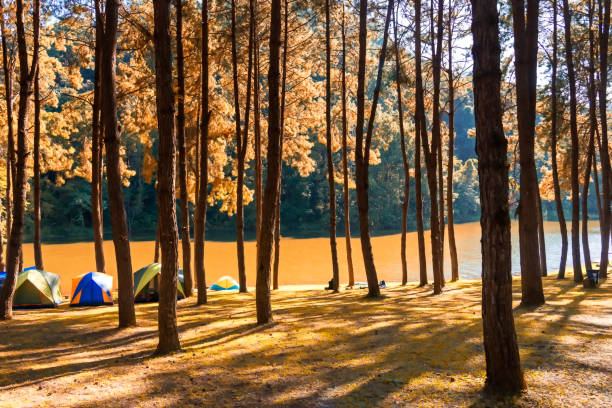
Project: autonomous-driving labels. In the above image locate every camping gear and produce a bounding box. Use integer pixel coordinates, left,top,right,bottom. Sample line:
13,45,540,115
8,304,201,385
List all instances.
0,271,5,289
133,263,185,302
13,269,63,308
70,272,114,306
586,269,599,286
210,276,239,291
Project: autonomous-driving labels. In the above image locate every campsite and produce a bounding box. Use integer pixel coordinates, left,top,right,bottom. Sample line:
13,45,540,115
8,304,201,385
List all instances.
1,0,612,406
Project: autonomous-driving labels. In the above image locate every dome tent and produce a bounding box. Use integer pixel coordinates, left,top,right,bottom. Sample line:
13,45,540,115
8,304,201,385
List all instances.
71,272,114,306
210,276,239,291
13,269,63,308
133,263,185,302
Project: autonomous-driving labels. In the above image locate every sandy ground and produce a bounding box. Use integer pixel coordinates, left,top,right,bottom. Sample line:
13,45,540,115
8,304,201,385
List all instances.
0,274,610,407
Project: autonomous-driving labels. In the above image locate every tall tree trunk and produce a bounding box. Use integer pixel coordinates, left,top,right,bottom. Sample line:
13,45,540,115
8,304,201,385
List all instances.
446,3,458,281
273,0,289,291
176,0,192,297
340,1,355,287
471,0,525,392
92,0,106,274
536,189,547,276
511,0,546,304
354,0,393,297
1,1,14,272
255,0,283,325
253,0,262,261
102,0,136,327
236,0,254,293
414,0,428,287
153,0,181,354
325,0,340,292
195,0,209,305
33,61,43,270
551,0,567,279
561,0,583,283
597,0,611,279
393,9,409,286
0,0,39,320
421,0,444,294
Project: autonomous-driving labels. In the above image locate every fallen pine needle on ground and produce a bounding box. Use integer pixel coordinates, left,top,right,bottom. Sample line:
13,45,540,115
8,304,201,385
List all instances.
0,274,610,407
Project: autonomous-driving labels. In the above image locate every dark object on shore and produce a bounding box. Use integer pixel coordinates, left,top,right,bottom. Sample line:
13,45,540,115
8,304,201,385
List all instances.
586,269,599,285
583,277,597,289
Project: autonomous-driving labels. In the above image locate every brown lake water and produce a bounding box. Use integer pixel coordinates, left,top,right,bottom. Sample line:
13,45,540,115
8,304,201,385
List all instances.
20,220,607,295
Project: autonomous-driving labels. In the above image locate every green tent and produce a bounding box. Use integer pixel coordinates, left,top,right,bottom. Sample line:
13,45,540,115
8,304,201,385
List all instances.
14,269,63,308
134,263,185,302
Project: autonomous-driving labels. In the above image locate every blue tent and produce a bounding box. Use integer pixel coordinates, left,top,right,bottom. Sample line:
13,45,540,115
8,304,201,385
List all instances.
0,271,5,289
71,272,114,306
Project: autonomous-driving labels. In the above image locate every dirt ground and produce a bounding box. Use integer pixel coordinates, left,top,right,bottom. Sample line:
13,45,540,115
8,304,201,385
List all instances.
0,274,610,407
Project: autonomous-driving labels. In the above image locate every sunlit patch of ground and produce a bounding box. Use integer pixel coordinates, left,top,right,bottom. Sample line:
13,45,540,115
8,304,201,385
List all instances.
0,274,610,407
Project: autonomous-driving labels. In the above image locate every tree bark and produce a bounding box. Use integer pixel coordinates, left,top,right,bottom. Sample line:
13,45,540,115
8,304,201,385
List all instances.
340,1,355,287
421,0,444,294
255,0,283,325
33,60,43,270
393,10,409,286
561,0,583,283
91,0,106,274
273,0,289,291
0,1,14,272
195,0,209,305
176,0,192,297
325,0,340,293
153,0,181,354
414,0,428,287
0,0,39,320
551,0,567,279
102,0,136,327
536,189,547,276
233,0,253,293
597,0,611,279
253,0,262,261
511,0,546,303
447,2,458,282
471,0,526,392
354,0,393,297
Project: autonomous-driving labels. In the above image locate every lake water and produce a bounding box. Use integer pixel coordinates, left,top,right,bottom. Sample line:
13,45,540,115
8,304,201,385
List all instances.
20,220,608,294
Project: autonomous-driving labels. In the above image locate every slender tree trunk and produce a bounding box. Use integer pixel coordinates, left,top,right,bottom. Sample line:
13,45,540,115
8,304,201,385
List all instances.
102,0,136,327
175,0,192,297
422,0,444,295
325,0,340,292
536,189,547,276
561,0,583,283
236,0,253,293
153,0,181,354
446,4,458,281
471,0,525,392
92,0,106,274
340,1,354,287
597,0,611,279
253,0,262,260
551,0,567,279
255,0,283,325
273,0,289,291
593,141,602,224
195,0,209,305
511,0,546,303
393,10,409,286
1,2,14,271
0,0,39,320
414,0,428,287
33,61,43,270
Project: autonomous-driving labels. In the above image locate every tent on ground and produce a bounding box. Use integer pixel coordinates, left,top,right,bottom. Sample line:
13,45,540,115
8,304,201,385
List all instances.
210,276,239,291
134,263,185,302
13,269,63,308
71,272,114,306
0,272,5,289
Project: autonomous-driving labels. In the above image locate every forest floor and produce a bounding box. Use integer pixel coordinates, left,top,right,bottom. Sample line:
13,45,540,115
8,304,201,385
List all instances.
0,274,610,407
